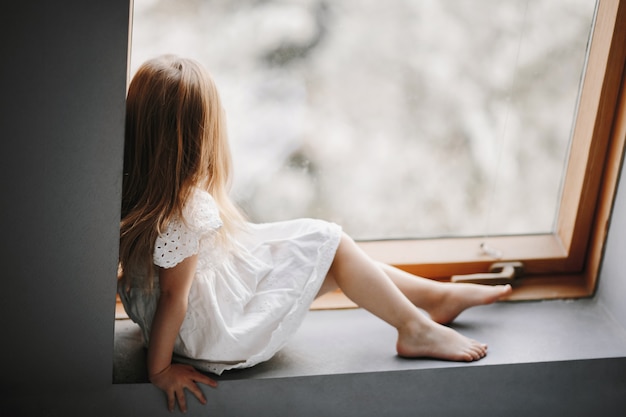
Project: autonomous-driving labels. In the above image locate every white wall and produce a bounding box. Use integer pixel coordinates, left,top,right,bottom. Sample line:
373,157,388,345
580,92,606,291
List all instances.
596,147,626,326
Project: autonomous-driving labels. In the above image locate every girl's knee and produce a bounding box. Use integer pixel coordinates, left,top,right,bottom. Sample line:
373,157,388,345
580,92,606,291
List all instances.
331,233,365,273
337,232,357,253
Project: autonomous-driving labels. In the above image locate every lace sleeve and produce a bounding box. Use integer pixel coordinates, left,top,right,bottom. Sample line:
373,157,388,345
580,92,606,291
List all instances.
153,189,223,268
153,218,199,268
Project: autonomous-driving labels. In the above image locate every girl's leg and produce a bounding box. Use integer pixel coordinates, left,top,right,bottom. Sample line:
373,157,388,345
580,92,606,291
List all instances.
324,233,488,362
377,263,512,324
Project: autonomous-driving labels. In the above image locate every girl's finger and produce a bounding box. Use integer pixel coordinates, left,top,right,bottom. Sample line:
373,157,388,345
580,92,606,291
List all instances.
186,367,216,386
194,373,218,388
167,391,176,413
175,389,187,413
187,382,207,405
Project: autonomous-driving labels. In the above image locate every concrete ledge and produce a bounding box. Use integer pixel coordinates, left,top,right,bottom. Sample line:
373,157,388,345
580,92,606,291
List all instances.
115,297,626,383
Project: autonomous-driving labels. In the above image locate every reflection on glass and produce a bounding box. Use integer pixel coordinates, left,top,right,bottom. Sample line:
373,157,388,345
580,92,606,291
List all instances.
131,0,597,240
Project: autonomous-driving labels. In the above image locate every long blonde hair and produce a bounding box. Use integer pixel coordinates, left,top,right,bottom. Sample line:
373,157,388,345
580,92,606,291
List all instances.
119,55,245,287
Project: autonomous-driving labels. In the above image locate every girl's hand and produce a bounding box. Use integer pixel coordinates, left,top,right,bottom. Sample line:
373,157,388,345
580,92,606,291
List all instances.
150,363,218,413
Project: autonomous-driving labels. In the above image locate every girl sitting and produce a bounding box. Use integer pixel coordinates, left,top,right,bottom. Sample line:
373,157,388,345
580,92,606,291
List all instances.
118,55,512,413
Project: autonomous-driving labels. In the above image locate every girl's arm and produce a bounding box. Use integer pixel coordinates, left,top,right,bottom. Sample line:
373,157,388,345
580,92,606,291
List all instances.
148,254,218,412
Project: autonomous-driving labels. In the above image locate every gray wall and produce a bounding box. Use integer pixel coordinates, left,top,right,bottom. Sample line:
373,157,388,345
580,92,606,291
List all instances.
1,1,625,416
1,0,128,387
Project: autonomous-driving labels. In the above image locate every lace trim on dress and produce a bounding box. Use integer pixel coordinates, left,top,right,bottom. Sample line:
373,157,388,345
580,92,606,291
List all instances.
153,218,199,268
153,189,223,269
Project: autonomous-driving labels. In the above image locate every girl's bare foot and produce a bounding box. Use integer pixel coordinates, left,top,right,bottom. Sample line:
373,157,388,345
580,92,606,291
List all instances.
426,283,512,325
396,319,487,362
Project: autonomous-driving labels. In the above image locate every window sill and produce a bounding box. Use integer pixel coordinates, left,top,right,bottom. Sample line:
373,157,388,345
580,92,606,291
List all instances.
114,296,626,384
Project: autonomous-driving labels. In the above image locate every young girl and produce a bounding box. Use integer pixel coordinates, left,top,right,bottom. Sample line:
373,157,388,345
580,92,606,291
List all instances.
118,55,512,413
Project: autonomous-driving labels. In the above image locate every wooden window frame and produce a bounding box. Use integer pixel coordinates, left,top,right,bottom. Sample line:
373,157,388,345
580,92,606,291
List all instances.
120,0,626,312
355,0,626,301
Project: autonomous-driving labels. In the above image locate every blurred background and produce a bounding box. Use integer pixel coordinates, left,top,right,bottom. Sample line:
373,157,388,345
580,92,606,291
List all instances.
129,0,596,240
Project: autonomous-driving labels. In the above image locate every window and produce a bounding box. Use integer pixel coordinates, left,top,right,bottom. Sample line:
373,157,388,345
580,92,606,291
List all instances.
128,0,626,300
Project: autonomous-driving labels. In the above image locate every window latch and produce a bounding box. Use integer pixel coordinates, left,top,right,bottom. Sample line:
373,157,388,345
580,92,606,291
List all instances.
451,261,523,285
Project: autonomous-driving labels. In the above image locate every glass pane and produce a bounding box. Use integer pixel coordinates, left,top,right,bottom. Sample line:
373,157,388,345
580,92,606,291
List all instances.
130,0,597,240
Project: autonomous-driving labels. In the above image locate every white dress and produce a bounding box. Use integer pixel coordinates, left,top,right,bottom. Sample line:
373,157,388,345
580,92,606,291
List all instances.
119,188,342,375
